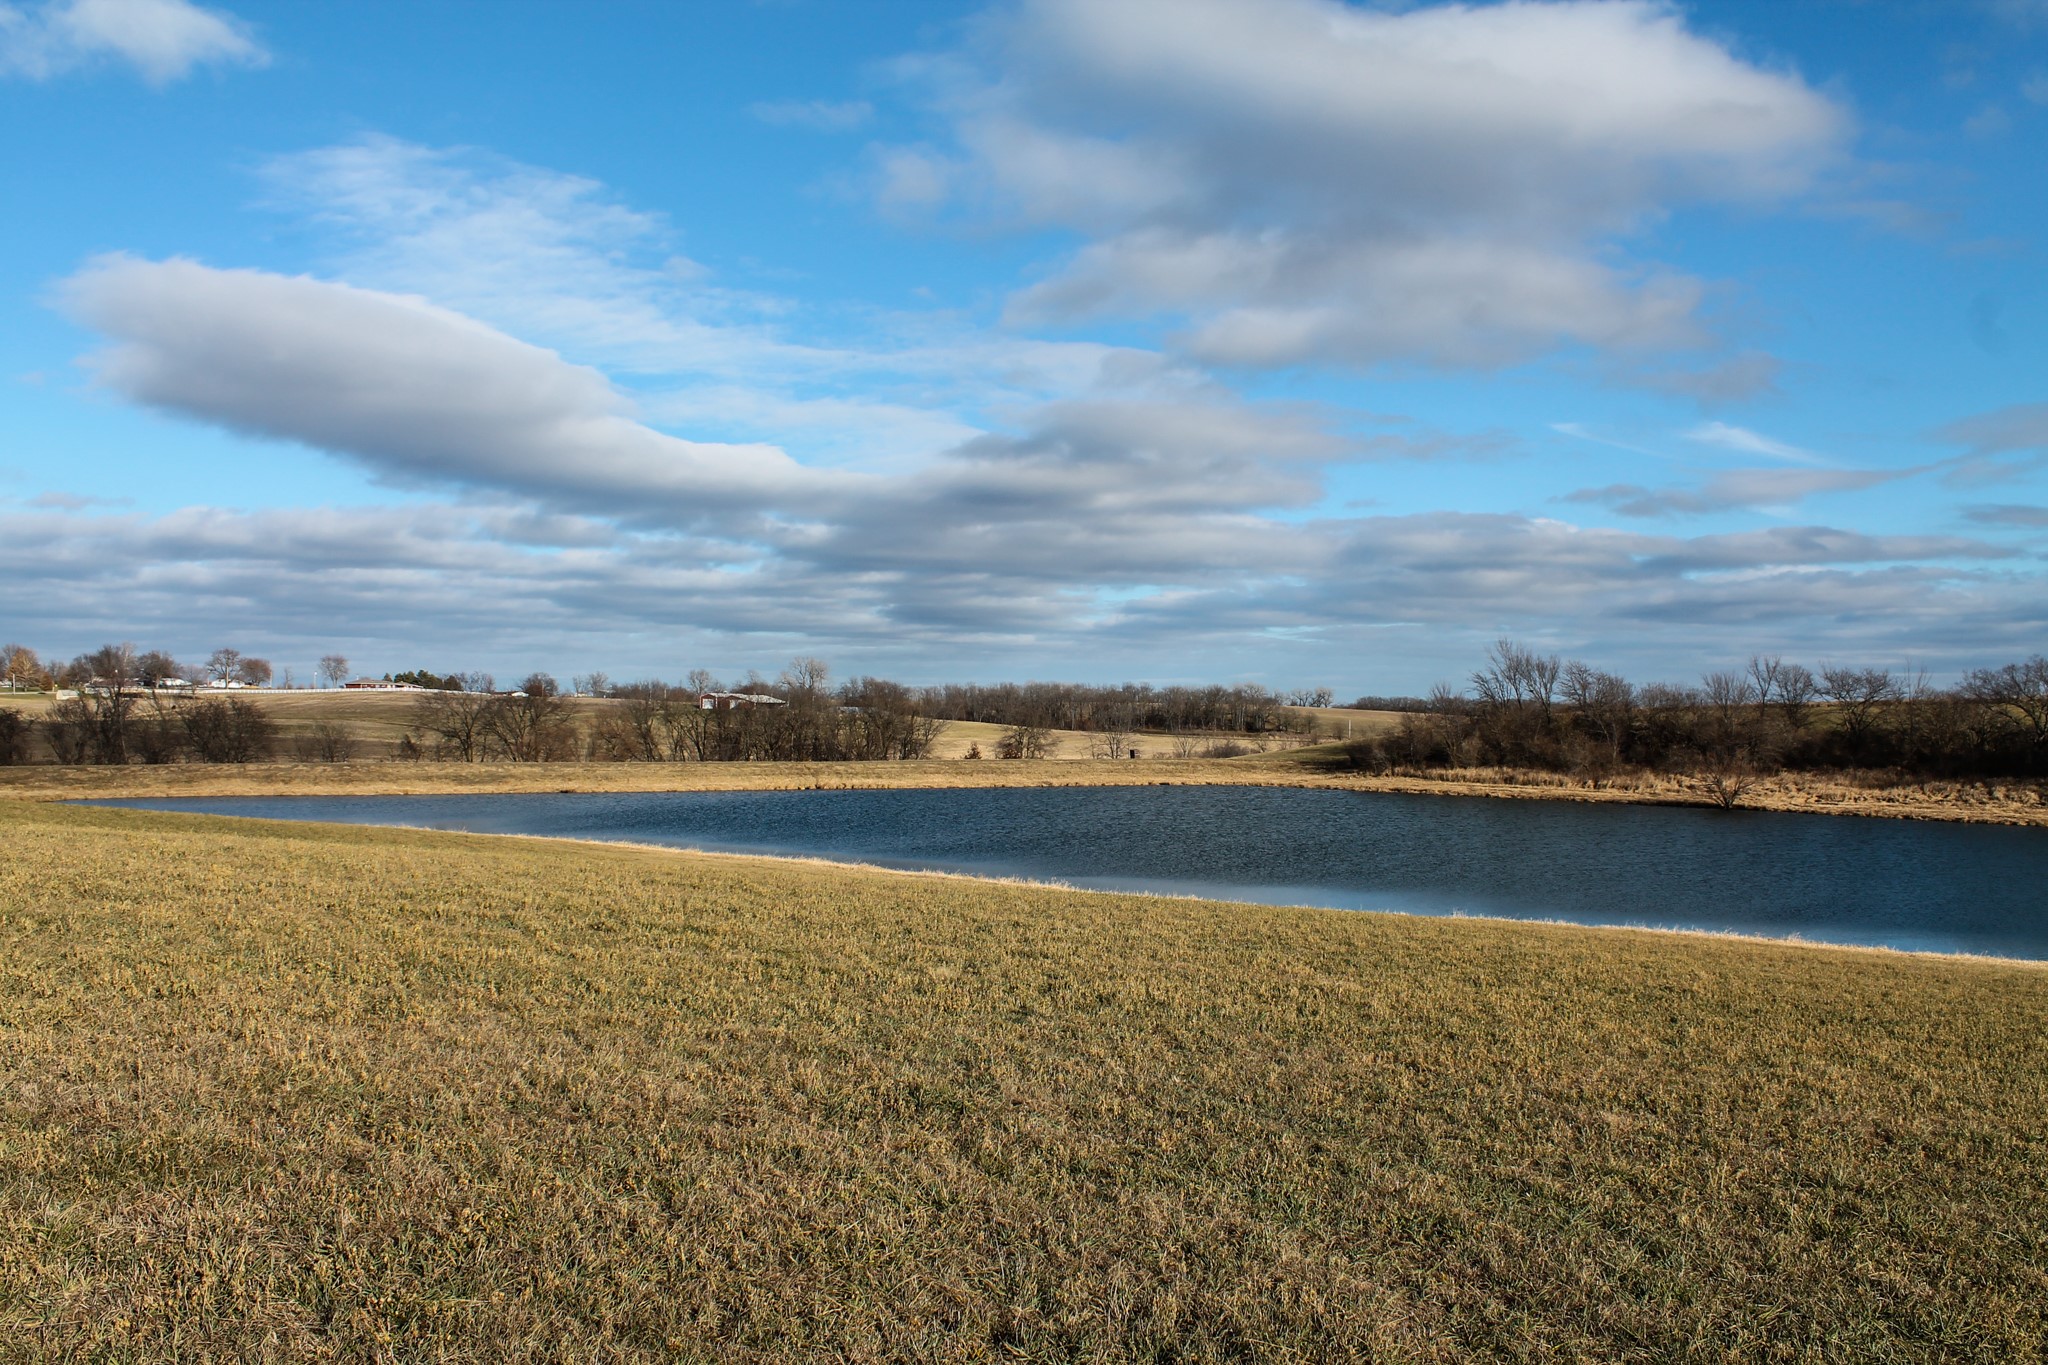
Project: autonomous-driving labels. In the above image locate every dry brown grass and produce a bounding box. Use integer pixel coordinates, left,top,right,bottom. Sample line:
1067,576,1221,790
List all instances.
2,799,2045,1361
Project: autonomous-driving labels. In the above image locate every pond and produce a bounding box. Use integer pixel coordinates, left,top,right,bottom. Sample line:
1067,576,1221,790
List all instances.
91,786,2048,959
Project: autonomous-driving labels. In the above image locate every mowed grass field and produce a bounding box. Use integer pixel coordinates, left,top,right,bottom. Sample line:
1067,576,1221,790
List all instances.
2,800,2044,1361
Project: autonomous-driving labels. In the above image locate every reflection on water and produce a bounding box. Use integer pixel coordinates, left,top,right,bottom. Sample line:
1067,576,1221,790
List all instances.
92,786,2048,958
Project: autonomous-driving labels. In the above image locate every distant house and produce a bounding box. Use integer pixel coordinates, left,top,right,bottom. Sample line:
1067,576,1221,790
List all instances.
343,678,420,690
697,691,788,711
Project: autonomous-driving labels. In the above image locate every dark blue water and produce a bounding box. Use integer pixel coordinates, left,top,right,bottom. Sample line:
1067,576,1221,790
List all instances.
90,787,2048,958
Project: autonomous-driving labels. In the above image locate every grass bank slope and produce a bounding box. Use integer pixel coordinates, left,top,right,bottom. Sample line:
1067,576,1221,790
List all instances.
3,802,2044,1360
5,748,2044,827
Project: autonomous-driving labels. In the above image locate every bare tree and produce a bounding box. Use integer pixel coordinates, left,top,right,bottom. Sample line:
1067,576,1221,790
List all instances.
319,654,350,688
413,674,498,762
1561,660,1634,766
1769,661,1818,730
1699,671,1757,739
1819,665,1898,749
998,723,1052,759
130,695,187,764
1700,753,1764,810
1961,657,2048,757
590,681,675,761
781,656,829,695
294,720,356,763
235,657,273,688
1089,727,1135,760
0,708,33,764
182,698,275,763
904,714,946,760
48,644,142,764
207,647,243,685
1473,639,1561,716
485,673,577,762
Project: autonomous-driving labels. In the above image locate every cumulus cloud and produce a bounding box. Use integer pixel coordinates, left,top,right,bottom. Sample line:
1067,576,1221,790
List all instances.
49,253,1362,605
59,255,831,520
259,134,1161,461
40,246,2040,680
1,0,263,83
886,0,1846,369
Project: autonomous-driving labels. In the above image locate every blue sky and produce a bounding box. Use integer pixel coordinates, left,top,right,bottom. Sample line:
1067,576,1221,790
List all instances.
2,0,2044,692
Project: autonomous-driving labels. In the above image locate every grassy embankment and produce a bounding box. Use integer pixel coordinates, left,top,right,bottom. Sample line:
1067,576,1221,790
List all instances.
3,749,2043,826
2,799,2045,1359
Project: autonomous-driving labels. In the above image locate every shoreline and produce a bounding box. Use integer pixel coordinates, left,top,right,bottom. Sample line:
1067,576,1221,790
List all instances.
33,799,2048,968
7,756,2045,826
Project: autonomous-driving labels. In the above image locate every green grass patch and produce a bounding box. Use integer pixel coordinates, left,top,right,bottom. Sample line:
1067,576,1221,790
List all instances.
1,799,2043,1360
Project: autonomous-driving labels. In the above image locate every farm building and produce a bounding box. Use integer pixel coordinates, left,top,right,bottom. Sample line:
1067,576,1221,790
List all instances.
697,691,788,711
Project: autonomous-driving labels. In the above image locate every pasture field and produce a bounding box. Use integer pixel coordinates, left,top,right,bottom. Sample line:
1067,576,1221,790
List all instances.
1,799,2043,1360
0,690,1296,764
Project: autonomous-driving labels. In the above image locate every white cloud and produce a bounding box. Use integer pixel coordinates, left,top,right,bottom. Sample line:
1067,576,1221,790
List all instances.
883,0,1846,369
54,251,2020,669
1683,421,1830,467
749,98,873,131
1,0,264,84
260,134,1155,451
1964,103,2011,137
1010,230,1706,369
59,255,832,520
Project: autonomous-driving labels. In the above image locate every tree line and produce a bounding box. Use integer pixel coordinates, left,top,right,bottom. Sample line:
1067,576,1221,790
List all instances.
18,633,2040,783
1340,640,2048,788
0,641,359,692
912,680,1318,736
401,665,946,764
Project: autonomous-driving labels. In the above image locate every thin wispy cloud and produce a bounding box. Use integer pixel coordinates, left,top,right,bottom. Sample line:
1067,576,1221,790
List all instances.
749,98,873,131
1683,422,1833,468
0,0,264,84
1562,467,1913,519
